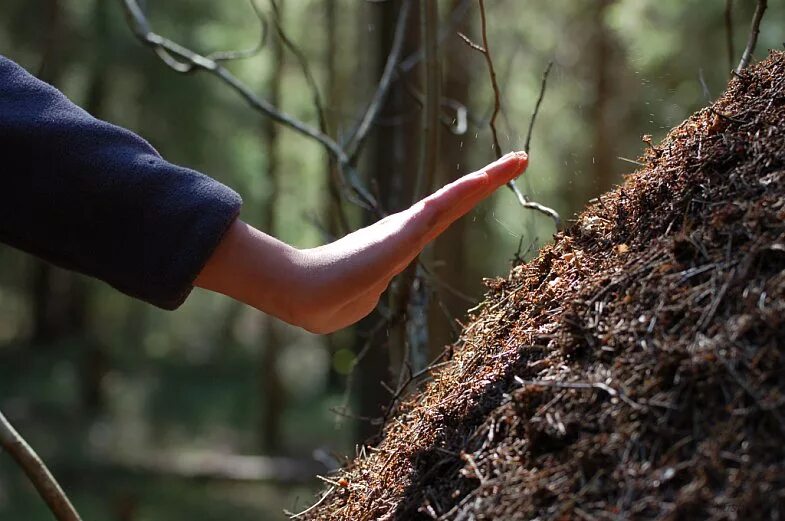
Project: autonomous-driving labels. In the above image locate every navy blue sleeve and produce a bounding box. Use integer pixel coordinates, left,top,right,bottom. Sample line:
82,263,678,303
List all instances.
0,56,243,309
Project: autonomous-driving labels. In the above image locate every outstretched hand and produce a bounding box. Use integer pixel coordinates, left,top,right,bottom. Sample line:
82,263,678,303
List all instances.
195,151,528,333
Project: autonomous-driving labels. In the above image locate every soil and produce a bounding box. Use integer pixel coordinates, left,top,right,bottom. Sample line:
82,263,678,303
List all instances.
304,51,785,520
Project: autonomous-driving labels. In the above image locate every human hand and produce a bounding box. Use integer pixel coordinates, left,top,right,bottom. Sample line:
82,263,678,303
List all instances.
195,151,527,333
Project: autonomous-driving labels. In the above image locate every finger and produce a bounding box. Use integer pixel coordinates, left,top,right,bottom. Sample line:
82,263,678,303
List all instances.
420,151,527,218
368,152,528,279
412,151,528,244
324,152,529,295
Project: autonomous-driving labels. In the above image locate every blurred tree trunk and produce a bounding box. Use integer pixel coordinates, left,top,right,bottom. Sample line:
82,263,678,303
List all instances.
428,0,473,358
355,0,421,442
78,0,112,416
258,6,285,454
380,1,421,386
324,0,348,393
589,0,616,199
29,0,91,347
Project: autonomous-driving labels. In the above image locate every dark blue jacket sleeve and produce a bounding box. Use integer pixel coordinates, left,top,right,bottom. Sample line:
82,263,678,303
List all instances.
0,56,243,309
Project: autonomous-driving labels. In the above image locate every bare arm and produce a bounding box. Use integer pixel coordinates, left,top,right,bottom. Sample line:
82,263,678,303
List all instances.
195,152,528,333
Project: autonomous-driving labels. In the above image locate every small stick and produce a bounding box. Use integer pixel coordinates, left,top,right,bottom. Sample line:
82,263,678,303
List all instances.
268,0,327,133
470,0,561,227
514,376,646,411
524,61,553,153
736,0,767,74
0,411,83,521
284,486,336,519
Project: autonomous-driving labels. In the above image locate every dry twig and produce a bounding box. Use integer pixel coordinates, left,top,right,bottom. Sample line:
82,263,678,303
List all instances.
268,0,327,133
0,411,82,521
469,0,561,227
342,0,413,164
524,61,553,153
119,0,381,214
736,0,768,74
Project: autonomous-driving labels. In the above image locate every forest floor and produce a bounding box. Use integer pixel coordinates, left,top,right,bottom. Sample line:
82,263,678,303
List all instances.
304,51,785,520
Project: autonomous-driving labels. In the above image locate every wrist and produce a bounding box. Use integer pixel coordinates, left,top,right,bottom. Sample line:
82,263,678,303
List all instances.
195,219,308,325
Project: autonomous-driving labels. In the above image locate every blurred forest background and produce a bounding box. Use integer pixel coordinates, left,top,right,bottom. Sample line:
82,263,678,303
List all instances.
0,0,782,519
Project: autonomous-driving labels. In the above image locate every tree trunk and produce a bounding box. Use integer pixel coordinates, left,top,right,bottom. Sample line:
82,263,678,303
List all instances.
258,5,285,454
428,0,473,357
589,0,616,199
78,0,113,418
323,0,349,393
30,0,91,348
355,0,421,442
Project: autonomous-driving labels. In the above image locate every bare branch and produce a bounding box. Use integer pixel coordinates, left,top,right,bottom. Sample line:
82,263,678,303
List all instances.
456,31,485,53
524,61,553,153
514,376,646,411
119,0,382,214
0,411,83,521
335,318,390,429
346,0,472,149
208,0,269,63
472,0,561,227
382,349,452,423
343,0,413,164
268,0,327,133
509,188,561,226
399,78,471,134
120,0,344,159
285,486,336,519
477,0,503,160
736,0,767,74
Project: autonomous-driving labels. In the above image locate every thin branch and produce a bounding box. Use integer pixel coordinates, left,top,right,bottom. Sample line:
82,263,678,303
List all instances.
524,61,553,153
284,486,336,519
343,0,413,164
208,0,269,63
725,0,735,73
514,376,646,411
736,0,767,74
335,318,389,428
0,411,83,521
383,350,452,423
346,0,472,145
400,77,472,134
509,190,561,226
471,0,561,227
268,0,327,133
456,31,484,53
119,0,381,214
477,0,503,160
120,0,344,160
267,0,351,228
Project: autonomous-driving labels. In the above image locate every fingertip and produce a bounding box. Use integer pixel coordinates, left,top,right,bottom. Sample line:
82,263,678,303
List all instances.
510,151,528,181
484,151,527,183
